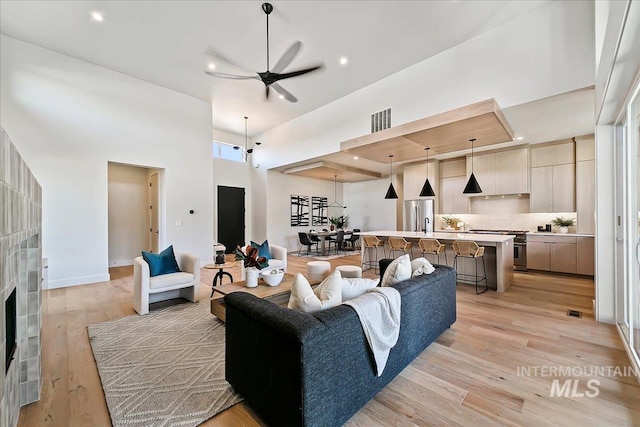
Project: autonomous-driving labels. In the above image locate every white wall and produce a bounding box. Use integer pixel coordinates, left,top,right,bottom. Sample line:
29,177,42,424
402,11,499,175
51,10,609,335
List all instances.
344,178,397,231
0,36,214,288
107,162,150,266
266,170,343,251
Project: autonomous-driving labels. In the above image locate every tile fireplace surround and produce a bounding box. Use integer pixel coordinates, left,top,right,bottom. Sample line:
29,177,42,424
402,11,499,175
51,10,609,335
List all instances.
0,127,42,427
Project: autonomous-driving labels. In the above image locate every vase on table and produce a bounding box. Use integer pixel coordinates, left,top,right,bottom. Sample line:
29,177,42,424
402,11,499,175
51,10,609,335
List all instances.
245,267,259,288
559,226,569,234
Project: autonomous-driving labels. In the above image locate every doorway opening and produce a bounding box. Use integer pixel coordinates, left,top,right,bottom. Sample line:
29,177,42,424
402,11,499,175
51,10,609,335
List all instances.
108,162,163,266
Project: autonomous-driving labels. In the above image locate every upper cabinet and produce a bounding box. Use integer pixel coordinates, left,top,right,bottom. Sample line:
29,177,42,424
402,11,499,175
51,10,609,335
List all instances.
465,146,529,196
575,135,595,234
402,161,438,202
530,140,575,213
439,158,468,214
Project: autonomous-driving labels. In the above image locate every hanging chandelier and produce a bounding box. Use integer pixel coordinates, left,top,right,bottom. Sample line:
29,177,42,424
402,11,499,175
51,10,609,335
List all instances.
328,174,346,209
233,116,261,161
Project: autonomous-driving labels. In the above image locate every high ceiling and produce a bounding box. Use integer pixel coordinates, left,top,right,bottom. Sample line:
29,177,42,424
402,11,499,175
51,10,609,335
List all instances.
0,0,549,137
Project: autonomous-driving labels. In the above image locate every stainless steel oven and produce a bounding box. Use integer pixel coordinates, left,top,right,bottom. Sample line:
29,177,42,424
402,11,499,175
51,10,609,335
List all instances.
469,229,528,271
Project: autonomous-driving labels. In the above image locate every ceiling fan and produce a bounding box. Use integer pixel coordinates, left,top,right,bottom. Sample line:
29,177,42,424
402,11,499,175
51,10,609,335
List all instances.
205,2,323,103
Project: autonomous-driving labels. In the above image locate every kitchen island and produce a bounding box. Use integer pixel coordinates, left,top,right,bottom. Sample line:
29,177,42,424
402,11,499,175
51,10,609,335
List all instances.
360,230,515,292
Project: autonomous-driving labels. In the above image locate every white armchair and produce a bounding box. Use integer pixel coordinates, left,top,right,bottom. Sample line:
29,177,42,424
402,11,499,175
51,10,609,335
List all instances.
133,252,200,315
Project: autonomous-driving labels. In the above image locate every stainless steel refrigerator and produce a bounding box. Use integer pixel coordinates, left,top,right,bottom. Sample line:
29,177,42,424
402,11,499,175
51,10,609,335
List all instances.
404,199,434,232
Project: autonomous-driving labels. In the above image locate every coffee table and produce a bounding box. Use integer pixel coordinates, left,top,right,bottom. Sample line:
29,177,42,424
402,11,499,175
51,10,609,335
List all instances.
211,273,303,322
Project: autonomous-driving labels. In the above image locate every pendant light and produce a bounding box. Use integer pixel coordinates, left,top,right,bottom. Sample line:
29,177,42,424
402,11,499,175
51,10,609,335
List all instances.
419,147,436,197
233,116,261,160
384,155,398,199
463,138,483,194
328,174,346,209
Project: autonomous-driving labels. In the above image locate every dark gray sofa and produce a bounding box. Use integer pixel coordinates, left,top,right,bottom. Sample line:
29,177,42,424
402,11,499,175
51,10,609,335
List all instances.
224,261,457,427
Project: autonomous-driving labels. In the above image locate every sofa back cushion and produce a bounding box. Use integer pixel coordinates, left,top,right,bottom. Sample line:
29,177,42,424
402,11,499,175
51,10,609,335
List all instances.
288,271,342,313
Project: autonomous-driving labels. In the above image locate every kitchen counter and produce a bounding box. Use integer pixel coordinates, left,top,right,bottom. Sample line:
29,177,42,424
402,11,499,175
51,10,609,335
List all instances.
527,232,594,237
360,230,514,292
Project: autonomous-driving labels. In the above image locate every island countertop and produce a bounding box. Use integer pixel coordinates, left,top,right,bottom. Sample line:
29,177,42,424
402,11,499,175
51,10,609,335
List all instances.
358,230,515,243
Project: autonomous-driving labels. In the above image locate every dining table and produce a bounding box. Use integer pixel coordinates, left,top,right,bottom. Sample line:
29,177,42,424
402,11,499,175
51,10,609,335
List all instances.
309,229,357,256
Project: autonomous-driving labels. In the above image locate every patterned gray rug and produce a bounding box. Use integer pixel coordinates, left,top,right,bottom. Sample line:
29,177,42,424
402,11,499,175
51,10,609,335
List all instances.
88,301,242,427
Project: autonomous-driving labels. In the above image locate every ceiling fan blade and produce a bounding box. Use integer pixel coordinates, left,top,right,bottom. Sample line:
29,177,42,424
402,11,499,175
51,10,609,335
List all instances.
204,46,256,75
271,41,302,74
205,70,259,80
271,64,323,83
271,82,298,103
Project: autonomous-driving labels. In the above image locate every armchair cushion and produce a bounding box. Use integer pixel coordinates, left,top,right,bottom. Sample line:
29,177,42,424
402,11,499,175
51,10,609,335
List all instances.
149,272,196,290
250,240,272,259
141,245,181,277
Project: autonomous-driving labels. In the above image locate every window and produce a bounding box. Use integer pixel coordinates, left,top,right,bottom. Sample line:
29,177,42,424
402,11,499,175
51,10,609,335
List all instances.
212,141,244,162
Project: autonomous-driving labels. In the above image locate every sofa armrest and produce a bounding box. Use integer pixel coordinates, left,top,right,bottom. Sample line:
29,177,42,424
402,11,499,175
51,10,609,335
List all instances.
269,244,287,272
133,256,150,292
176,252,200,287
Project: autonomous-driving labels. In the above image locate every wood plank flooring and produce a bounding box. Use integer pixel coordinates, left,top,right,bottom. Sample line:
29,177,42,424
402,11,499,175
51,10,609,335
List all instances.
18,254,640,426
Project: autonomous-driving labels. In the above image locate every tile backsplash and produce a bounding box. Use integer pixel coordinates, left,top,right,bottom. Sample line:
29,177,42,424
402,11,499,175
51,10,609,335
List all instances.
436,212,579,233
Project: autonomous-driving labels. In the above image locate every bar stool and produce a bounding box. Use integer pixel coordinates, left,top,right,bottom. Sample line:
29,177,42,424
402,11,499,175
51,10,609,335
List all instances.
362,235,385,274
418,238,448,266
452,240,487,295
388,237,412,259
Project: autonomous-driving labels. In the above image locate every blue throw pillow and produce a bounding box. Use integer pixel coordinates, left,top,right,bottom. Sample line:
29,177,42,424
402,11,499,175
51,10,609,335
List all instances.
142,245,181,277
250,240,271,259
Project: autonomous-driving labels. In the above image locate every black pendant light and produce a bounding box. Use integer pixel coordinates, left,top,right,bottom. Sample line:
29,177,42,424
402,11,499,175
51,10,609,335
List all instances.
233,116,261,160
419,147,436,197
463,138,483,194
328,174,346,209
385,155,398,199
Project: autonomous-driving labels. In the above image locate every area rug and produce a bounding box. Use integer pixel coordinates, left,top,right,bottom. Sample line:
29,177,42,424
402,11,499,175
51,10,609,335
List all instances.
309,250,361,261
87,301,242,427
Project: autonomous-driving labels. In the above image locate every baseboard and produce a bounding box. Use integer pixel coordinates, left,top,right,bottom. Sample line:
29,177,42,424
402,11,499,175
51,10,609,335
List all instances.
46,273,111,289
616,324,640,385
109,259,134,267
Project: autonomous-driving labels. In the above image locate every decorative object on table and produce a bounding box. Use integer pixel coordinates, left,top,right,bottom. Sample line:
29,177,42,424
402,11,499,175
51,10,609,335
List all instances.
384,154,399,199
463,138,483,194
419,147,436,197
290,195,310,226
215,251,226,264
204,2,323,103
442,216,462,230
88,302,242,427
551,216,575,233
329,215,348,229
234,245,269,288
261,268,285,286
311,196,328,225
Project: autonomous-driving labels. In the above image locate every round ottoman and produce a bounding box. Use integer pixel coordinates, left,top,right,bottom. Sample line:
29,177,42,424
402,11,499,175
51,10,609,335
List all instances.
307,261,331,283
336,265,363,278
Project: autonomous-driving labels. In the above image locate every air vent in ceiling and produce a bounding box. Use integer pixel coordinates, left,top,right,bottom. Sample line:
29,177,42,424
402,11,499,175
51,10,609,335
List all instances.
371,108,391,133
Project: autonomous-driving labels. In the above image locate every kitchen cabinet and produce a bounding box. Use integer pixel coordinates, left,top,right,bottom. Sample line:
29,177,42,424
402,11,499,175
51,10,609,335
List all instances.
466,147,529,196
576,135,595,234
577,236,595,275
439,158,467,214
530,141,575,213
403,161,437,201
527,234,581,274
467,152,496,195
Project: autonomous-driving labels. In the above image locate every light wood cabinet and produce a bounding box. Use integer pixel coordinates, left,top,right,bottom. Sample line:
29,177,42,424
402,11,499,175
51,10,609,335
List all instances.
530,141,575,213
550,242,577,274
527,234,583,274
402,162,437,201
530,166,553,212
577,236,595,275
527,241,550,270
495,149,529,194
439,176,467,214
467,153,496,195
531,140,575,167
576,159,595,233
551,163,576,212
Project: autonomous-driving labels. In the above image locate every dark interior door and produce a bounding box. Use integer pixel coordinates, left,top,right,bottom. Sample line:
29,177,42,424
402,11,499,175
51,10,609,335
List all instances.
218,186,245,254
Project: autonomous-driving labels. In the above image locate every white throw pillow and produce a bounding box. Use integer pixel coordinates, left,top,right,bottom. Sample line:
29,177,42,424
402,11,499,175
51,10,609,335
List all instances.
380,254,412,287
288,271,342,313
411,257,435,277
341,277,379,301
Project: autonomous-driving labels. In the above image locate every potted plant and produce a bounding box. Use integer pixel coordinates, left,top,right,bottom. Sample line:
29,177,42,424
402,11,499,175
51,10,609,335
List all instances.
441,216,461,230
551,216,575,233
234,245,269,287
329,215,348,230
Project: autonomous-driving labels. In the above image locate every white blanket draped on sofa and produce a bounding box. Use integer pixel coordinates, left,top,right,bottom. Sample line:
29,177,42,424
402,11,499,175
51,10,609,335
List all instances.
344,287,401,376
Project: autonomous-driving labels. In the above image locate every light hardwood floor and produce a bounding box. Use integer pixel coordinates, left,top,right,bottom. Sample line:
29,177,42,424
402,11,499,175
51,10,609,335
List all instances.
18,254,640,426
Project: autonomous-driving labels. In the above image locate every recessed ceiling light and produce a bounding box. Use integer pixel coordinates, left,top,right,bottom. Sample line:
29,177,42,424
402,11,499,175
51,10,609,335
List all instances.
279,95,284,99
515,136,524,141
90,11,104,22
339,56,348,65
208,63,216,70
353,156,359,160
